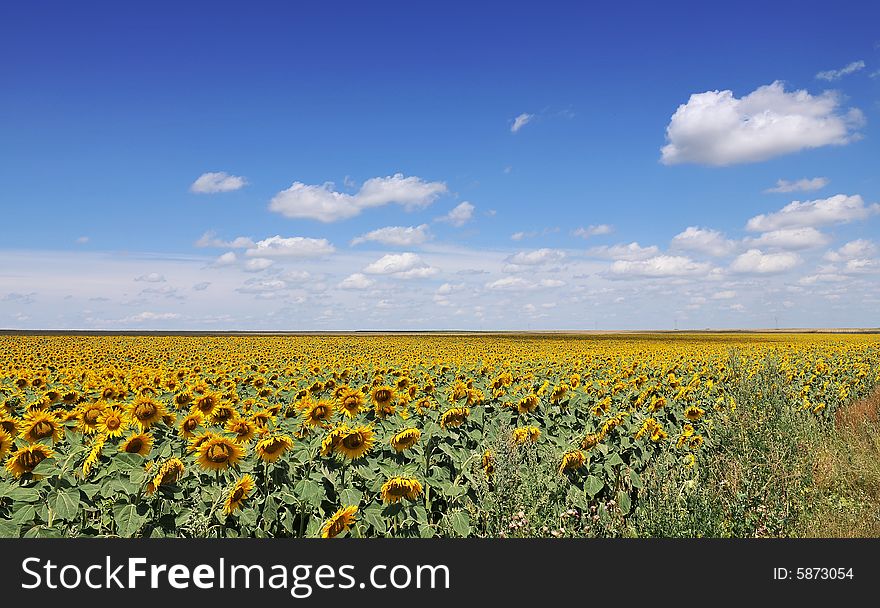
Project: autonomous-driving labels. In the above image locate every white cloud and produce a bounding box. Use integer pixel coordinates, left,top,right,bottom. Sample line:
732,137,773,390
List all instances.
485,277,564,291
824,239,877,262
243,258,274,272
746,227,830,250
214,251,237,266
436,202,475,227
670,227,737,257
190,172,247,194
511,231,528,241
764,177,829,193
746,194,879,231
351,224,431,247
436,283,464,295
610,255,712,278
844,258,880,274
196,231,255,249
712,290,737,300
573,224,613,238
338,273,375,290
730,249,801,274
245,235,335,258
134,272,166,283
816,60,866,81
507,248,566,265
511,113,534,133
660,81,864,166
363,252,438,279
587,242,660,261
125,312,182,322
269,173,447,222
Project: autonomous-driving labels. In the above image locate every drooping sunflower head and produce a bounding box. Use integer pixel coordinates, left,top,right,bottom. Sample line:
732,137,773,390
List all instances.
337,425,374,460
120,432,153,457
517,394,539,414
224,474,255,515
255,433,293,463
250,409,275,428
226,418,256,443
76,402,106,435
0,429,12,461
303,400,335,428
20,410,63,444
209,404,237,426
337,389,364,418
147,457,185,494
0,417,20,438
320,425,348,457
129,396,167,430
684,405,705,421
581,433,602,450
439,406,470,429
321,505,358,538
390,428,421,452
197,436,244,471
6,443,54,477
512,426,541,445
559,450,586,474
380,476,423,504
549,384,569,404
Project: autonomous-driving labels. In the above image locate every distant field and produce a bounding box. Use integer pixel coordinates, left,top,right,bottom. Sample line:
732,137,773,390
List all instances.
1,332,878,538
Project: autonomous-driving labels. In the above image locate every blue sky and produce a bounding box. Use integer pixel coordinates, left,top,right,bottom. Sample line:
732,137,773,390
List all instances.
1,0,879,330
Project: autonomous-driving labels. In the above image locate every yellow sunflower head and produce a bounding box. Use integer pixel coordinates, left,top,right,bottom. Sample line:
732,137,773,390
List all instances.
224,474,255,515
97,406,128,438
255,433,293,463
146,457,185,494
370,385,396,410
226,418,256,443
559,450,586,474
482,450,495,478
335,426,374,460
439,406,470,429
684,405,705,421
178,412,203,439
76,402,106,435
129,395,167,430
390,428,421,452
321,505,358,538
209,404,237,426
19,410,63,444
337,389,365,418
517,394,539,414
120,432,153,457
196,436,244,471
6,443,54,477
380,476,423,504
0,429,12,461
193,392,220,416
303,400,335,428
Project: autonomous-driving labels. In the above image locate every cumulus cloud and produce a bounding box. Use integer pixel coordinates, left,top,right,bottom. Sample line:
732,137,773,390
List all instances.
609,255,712,278
660,81,864,166
195,231,255,249
712,290,737,300
214,251,237,266
243,258,274,272
816,60,865,81
363,253,438,279
824,239,877,262
507,248,566,265
573,224,613,238
511,113,534,133
670,227,737,257
730,249,801,274
745,227,830,250
269,173,447,222
190,172,247,194
338,273,375,290
134,273,166,283
745,194,879,231
587,242,660,261
245,235,335,258
351,224,431,247
436,202,475,227
764,177,829,193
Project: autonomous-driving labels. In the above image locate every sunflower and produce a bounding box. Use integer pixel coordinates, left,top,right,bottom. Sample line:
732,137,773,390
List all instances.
439,406,470,428
173,390,194,409
254,433,293,463
0,417,20,438
224,474,255,515
250,409,275,428
97,406,128,438
6,444,53,477
146,457,185,494
321,505,358,538
19,410,63,444
380,476,423,504
178,412,203,439
684,405,705,421
196,436,244,471
81,434,106,477
390,428,421,452
336,426,374,460
129,396,167,430
76,402,106,435
303,400,335,428
517,394,539,414
549,384,569,404
187,431,218,453
193,392,220,416
337,389,364,418
482,450,495,478
320,425,348,456
559,450,586,474
581,432,602,450
0,429,12,461
370,385,396,413
120,432,153,456
210,404,237,426
512,426,541,445
226,418,256,443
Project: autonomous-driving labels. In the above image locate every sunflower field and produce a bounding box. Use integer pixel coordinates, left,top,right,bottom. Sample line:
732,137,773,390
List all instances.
0,333,878,538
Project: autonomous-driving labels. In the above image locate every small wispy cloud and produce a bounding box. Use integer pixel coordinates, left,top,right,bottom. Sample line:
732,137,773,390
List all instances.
190,171,248,194
510,113,534,133
764,177,829,193
816,60,865,81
